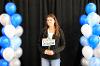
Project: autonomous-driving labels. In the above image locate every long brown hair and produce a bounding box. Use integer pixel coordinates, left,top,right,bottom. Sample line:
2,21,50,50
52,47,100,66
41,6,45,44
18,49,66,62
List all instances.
44,14,61,38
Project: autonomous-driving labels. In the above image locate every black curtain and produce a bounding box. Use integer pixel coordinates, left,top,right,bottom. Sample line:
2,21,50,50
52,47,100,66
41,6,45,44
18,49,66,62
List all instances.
0,0,100,66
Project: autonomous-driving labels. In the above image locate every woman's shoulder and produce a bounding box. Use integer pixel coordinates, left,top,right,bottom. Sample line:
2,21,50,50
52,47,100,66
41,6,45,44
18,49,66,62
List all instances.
40,28,46,32
59,28,64,33
40,28,47,35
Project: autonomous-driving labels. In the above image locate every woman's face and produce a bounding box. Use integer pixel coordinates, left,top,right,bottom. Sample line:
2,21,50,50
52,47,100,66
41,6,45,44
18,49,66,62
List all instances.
47,17,55,27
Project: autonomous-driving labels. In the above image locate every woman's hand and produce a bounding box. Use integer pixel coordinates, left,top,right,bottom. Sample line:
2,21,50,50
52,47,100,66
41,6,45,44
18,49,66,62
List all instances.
44,49,54,55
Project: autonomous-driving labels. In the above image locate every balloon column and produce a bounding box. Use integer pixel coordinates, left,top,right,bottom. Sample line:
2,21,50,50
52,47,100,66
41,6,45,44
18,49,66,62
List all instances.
80,3,100,66
0,2,23,66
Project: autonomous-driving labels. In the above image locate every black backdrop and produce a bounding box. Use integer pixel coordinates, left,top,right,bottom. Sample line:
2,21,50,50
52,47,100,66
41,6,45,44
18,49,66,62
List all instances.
0,0,100,66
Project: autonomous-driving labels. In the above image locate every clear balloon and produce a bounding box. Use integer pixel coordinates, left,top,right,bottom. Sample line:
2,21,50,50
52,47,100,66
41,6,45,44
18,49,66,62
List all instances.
10,36,22,50
89,57,100,66
9,58,21,66
0,14,11,26
3,25,16,39
82,46,93,59
94,47,100,58
87,12,100,26
80,36,89,46
3,47,14,62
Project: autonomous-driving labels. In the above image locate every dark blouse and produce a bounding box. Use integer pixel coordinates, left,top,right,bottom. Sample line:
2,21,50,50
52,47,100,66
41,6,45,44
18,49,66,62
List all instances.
38,28,66,60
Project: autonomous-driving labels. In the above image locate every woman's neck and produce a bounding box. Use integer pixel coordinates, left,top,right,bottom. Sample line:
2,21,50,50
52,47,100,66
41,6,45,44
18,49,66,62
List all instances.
48,26,55,30
48,26,55,33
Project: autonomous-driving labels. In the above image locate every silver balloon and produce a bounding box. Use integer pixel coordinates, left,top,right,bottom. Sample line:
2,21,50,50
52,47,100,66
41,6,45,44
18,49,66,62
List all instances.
14,47,23,58
15,26,23,37
81,57,89,66
82,46,93,59
81,24,92,38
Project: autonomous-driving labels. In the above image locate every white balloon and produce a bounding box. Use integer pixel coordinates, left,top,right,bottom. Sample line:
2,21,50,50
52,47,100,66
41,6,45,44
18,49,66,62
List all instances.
0,13,11,26
14,47,23,58
82,46,93,59
94,47,100,58
9,58,21,66
15,26,23,37
3,47,14,61
81,24,92,38
81,57,89,66
4,25,16,39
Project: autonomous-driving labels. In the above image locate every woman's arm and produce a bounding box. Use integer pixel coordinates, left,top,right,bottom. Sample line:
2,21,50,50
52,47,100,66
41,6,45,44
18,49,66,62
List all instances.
38,29,45,54
53,29,66,54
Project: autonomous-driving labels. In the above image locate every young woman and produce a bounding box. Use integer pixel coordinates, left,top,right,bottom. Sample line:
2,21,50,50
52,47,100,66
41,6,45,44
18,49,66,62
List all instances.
38,14,65,66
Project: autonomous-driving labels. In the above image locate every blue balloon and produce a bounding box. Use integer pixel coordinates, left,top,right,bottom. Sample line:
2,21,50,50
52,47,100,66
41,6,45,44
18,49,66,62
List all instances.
0,36,10,48
80,15,88,25
0,59,8,66
93,24,100,35
88,35,99,49
0,48,4,57
1,27,5,35
11,14,22,27
5,2,16,15
85,3,96,14
89,57,100,66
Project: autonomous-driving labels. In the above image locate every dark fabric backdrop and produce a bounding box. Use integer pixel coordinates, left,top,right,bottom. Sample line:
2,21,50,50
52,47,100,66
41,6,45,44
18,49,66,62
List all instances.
0,0,100,66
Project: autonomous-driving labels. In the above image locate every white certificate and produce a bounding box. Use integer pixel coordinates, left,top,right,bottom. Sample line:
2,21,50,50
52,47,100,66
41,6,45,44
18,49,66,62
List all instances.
42,38,55,46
